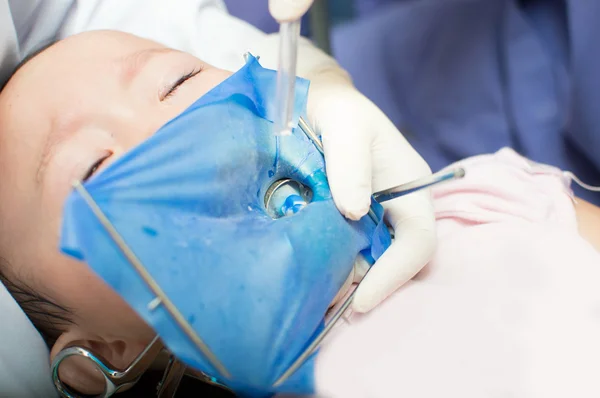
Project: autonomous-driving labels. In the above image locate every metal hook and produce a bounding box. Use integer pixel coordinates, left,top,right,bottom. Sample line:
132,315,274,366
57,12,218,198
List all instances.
72,181,231,379
52,336,164,398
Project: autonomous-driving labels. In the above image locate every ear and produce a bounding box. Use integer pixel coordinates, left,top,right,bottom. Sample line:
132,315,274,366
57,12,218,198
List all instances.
50,328,146,395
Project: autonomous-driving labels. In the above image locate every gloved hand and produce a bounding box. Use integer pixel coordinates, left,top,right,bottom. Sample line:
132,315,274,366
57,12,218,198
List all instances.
250,35,436,313
269,0,314,22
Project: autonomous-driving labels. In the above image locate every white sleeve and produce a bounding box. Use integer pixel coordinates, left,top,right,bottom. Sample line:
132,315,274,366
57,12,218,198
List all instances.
1,0,73,85
58,0,268,72
0,0,18,85
4,0,338,85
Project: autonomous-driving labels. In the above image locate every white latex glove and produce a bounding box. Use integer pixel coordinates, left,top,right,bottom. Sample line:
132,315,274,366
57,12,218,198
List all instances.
250,35,436,313
269,0,314,22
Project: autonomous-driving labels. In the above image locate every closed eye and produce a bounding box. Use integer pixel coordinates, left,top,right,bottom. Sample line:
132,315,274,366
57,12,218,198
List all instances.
162,68,202,100
82,154,111,182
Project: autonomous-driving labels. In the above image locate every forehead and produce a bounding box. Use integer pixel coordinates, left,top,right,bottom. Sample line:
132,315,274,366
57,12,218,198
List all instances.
0,31,165,207
6,31,164,91
0,31,164,151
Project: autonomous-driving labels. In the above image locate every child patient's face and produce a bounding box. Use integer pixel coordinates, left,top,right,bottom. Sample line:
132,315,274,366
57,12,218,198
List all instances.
0,30,232,387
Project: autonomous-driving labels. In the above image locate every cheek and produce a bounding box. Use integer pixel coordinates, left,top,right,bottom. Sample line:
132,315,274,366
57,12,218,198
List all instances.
37,174,149,338
48,254,150,337
196,69,233,93
108,102,169,153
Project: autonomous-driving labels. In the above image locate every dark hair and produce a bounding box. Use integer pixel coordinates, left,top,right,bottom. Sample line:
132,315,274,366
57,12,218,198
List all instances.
0,257,73,348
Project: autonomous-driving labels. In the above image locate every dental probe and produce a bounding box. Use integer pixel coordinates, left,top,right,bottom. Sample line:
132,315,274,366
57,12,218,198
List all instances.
373,168,465,203
297,117,465,205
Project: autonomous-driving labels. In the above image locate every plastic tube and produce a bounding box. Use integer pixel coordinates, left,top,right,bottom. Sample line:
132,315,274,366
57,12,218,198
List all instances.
273,20,301,136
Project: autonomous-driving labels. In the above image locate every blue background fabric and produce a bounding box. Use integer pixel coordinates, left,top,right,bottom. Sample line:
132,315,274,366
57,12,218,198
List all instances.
330,0,599,203
60,56,391,396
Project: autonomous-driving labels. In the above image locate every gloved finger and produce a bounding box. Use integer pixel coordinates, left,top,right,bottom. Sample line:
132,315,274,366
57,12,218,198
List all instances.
318,106,373,221
269,0,314,22
352,191,437,313
369,116,433,194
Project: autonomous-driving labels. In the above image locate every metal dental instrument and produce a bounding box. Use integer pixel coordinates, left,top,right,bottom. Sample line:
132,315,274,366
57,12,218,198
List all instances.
52,335,164,398
272,119,466,388
52,334,231,398
51,181,231,398
373,168,465,203
51,182,234,398
297,117,466,205
273,19,301,136
72,181,230,381
297,118,382,223
156,356,187,397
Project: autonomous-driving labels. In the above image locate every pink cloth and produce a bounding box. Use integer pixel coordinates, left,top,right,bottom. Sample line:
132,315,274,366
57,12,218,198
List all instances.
313,148,600,398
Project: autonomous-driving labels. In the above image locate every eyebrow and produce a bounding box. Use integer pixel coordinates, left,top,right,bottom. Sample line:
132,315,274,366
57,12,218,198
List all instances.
36,114,83,184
